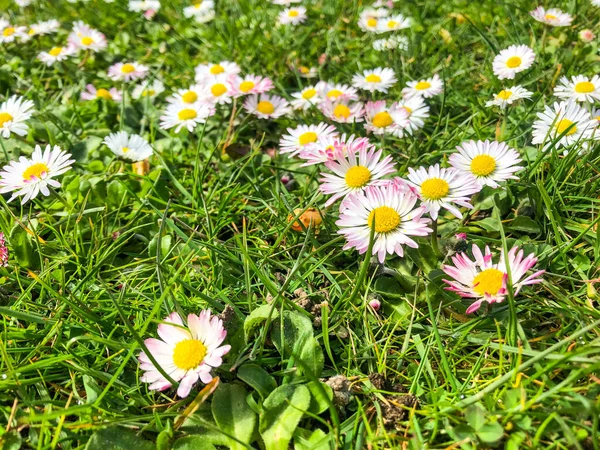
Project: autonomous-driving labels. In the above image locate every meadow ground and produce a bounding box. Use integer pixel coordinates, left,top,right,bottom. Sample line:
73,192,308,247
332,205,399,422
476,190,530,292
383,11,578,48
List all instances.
1,0,600,449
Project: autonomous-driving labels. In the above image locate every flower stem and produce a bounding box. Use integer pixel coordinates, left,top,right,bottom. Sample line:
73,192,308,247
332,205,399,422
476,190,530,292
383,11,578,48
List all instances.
431,219,443,258
0,138,10,161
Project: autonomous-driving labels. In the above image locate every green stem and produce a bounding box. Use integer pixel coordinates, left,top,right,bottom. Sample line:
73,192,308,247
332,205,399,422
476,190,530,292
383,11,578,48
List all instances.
0,138,10,161
431,219,443,258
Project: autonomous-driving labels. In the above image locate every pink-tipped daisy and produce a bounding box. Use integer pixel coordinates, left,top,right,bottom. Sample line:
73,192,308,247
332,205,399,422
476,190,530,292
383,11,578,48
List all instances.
195,61,240,82
108,61,149,82
228,74,274,97
390,96,430,137
68,22,107,52
279,123,338,157
316,82,359,101
364,100,406,136
320,98,364,123
298,134,372,166
81,85,123,102
530,6,573,27
243,94,291,119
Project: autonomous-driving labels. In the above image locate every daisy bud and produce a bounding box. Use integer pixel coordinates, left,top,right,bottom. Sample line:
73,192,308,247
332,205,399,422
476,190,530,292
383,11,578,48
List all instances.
132,160,150,176
369,299,381,311
587,283,599,302
579,29,595,43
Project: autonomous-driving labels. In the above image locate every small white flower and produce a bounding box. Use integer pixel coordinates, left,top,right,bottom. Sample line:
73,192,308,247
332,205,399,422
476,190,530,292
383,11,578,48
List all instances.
0,95,35,138
351,67,397,93
104,131,153,162
184,0,215,17
554,75,600,103
199,75,235,105
68,22,107,52
38,45,77,66
195,61,240,82
390,96,430,137
373,35,409,51
166,85,204,105
160,101,215,133
316,82,359,101
320,98,364,123
485,85,533,109
81,85,123,102
375,14,411,33
364,100,406,136
228,74,274,97
29,20,61,36
108,62,149,82
278,7,307,25
358,8,389,32
0,23,27,43
243,94,291,119
402,74,444,98
279,123,338,157
129,0,161,12
530,6,573,27
291,86,322,110
492,45,536,80
132,79,165,100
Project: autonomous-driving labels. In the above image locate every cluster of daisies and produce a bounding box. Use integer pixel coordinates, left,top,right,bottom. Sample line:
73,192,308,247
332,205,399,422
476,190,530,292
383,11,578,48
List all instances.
126,0,216,23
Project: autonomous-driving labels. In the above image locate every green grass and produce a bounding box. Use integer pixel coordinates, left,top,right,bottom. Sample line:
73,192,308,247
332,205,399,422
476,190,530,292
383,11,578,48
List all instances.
1,0,600,449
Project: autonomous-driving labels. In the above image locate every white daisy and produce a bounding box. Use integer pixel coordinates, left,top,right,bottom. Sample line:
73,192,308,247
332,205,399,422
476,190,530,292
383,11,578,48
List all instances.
530,6,573,27
357,8,389,32
291,85,322,110
29,20,61,36
132,79,165,100
364,100,406,136
0,95,35,138
492,45,536,80
402,74,444,98
129,0,161,12
199,75,235,104
373,35,409,52
243,94,291,119
316,82,359,101
485,85,533,108
449,140,523,188
352,67,397,93
68,22,107,52
195,61,240,82
228,74,274,97
320,98,364,123
390,96,430,137
279,123,338,157
81,85,123,102
38,45,77,66
160,101,215,133
298,134,372,166
184,0,215,18
376,14,411,33
406,164,481,220
0,23,27,43
554,75,600,103
0,145,74,204
278,7,307,25
108,62,149,82
166,85,204,105
271,0,301,4
104,131,153,162
297,66,318,78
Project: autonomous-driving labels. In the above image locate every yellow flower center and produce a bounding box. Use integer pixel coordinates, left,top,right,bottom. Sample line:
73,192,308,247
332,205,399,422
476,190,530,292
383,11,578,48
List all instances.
288,9,299,17
595,116,600,122
472,268,504,296
121,64,135,73
299,131,318,146
555,118,577,135
302,88,317,100
372,111,393,128
172,339,207,370
345,165,371,188
141,89,155,97
421,177,450,200
194,1,203,8
210,64,224,75
211,83,227,96
121,147,130,153
327,89,343,98
366,74,382,83
0,112,14,127
239,81,255,93
96,88,113,99
574,81,595,93
182,91,198,103
497,90,512,100
387,20,398,28
367,18,378,27
506,56,521,68
470,154,497,177
178,108,197,120
3,27,15,37
404,106,412,114
49,47,63,56
415,81,431,90
299,66,310,74
333,104,351,119
28,28,35,35
22,162,49,181
368,206,401,233
257,101,275,114
544,14,557,20
81,36,94,46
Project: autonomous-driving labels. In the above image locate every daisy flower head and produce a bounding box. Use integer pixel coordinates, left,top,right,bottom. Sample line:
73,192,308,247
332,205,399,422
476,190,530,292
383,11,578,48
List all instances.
108,62,149,82
449,140,523,188
402,74,444,99
319,143,395,207
376,14,411,33
443,244,544,313
0,95,35,138
364,100,405,136
485,85,533,109
16,0,32,6
167,84,204,105
373,35,409,52
243,94,291,119
532,101,599,150
104,131,153,162
69,22,107,52
291,85,322,110
390,96,430,136
320,98,364,123
317,82,359,101
406,164,481,220
492,45,536,80
336,183,431,263
592,108,600,126
579,29,595,42
278,7,307,25
81,85,123,102
38,45,77,66
29,19,61,36
139,311,230,398
271,0,301,4
297,66,318,78
129,0,161,12
199,75,235,104
228,74,274,97
0,145,74,204
358,8,389,32
132,79,165,101
352,67,397,93
298,134,372,166
530,6,573,27
195,61,240,82
160,101,215,133
0,23,27,43
554,75,600,103
184,0,215,18
279,123,338,157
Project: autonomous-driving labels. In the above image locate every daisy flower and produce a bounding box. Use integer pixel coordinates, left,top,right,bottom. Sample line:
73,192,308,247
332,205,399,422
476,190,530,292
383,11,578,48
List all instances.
29,20,61,36
336,184,431,263
104,131,153,162
592,108,600,125
297,66,318,78
160,101,215,133
68,22,107,52
167,85,204,105
364,101,406,136
358,8,389,32
449,140,523,188
0,95,35,138
298,134,372,166
406,164,481,220
184,0,215,18
373,35,409,51
291,86,322,110
0,145,74,204
139,311,230,398
316,82,359,101
16,0,32,6
199,75,235,104
376,14,411,33
402,74,444,99
132,79,165,100
319,144,395,207
492,45,536,80
352,67,397,93
279,123,338,157
81,85,123,102
278,7,307,25
530,6,573,27
390,96,430,136
228,74,274,97
243,94,291,119
195,61,240,82
532,101,599,150
443,244,544,314
320,98,364,123
129,0,161,12
579,29,595,42
108,62,149,82
0,23,27,43
38,45,77,66
271,0,301,4
485,85,533,108
554,75,600,103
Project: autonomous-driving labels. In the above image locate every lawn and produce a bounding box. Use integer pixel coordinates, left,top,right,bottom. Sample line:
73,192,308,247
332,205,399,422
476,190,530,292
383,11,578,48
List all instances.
1,0,600,449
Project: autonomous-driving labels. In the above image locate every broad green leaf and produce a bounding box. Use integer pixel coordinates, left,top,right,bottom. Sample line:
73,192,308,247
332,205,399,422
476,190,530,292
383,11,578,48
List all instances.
85,427,154,450
297,337,324,378
244,304,274,341
0,430,22,450
211,384,257,449
148,234,172,259
83,375,101,404
271,310,313,356
238,364,277,399
172,436,217,450
306,381,332,415
476,422,504,444
465,403,487,432
10,225,39,270
509,216,541,234
294,428,331,450
260,384,311,450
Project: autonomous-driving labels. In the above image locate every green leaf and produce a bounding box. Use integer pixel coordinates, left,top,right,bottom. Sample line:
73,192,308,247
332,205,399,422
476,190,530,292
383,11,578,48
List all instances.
271,310,313,357
476,422,504,444
465,403,487,431
172,436,217,450
238,364,277,399
509,216,541,234
211,384,257,450
294,429,331,450
85,427,154,450
244,304,274,341
83,375,101,404
9,225,39,270
107,180,128,208
306,381,333,415
297,337,324,378
148,234,172,259
0,430,22,450
260,384,311,450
